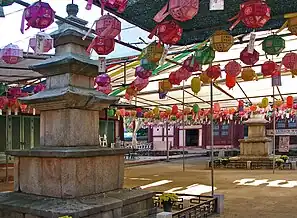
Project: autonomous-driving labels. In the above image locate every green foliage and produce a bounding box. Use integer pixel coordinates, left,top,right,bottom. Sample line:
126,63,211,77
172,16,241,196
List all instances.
59,216,72,218
280,155,289,162
159,193,178,203
220,158,230,166
275,158,285,167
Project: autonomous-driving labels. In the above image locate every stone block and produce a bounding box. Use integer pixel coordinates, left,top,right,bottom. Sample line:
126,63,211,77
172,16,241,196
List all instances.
25,215,40,218
14,157,20,192
76,157,96,196
214,194,224,214
61,158,77,198
40,109,99,147
0,211,23,218
102,156,120,192
19,157,42,195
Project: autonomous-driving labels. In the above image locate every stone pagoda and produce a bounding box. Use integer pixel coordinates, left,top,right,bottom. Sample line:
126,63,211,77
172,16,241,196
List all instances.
0,4,156,218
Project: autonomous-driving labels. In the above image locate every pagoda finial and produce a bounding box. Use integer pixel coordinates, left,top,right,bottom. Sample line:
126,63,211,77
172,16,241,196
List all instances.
66,3,79,17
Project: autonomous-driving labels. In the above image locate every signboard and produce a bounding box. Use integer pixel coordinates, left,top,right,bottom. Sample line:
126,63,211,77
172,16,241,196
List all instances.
279,136,289,152
267,129,297,136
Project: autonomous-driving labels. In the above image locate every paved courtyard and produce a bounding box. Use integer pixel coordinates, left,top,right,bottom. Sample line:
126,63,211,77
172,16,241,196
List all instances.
2,157,297,217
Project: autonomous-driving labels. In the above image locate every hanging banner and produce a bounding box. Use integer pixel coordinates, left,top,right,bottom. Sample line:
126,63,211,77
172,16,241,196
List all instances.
209,0,224,10
279,136,289,152
35,34,45,55
98,57,106,73
272,71,282,86
247,33,256,54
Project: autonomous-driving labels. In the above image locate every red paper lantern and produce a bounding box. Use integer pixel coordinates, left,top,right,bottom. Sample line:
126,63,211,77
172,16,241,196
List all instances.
282,52,297,69
153,0,199,22
172,105,178,115
229,0,271,30
169,71,182,85
287,96,294,108
225,60,241,77
206,65,221,81
21,1,55,33
86,0,128,13
0,96,8,114
261,61,278,77
213,103,221,113
87,37,115,55
95,14,121,39
183,56,200,72
148,20,183,45
176,67,192,81
135,66,152,79
226,75,236,89
240,47,259,65
1,44,23,64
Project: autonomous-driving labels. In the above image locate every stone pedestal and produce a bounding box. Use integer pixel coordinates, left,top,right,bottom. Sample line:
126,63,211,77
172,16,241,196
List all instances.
0,3,156,218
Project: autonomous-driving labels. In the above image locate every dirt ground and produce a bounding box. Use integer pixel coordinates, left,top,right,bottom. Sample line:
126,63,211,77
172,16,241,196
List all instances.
2,158,297,217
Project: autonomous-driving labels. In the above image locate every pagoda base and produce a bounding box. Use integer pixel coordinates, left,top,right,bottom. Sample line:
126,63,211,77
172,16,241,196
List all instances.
0,189,157,218
229,156,273,161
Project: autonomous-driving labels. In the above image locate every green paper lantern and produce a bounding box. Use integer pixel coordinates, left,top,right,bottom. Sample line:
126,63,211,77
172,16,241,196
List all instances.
0,83,7,96
140,58,158,71
187,115,193,121
107,109,115,117
0,0,15,6
193,104,199,114
194,45,215,65
262,35,285,56
171,116,177,121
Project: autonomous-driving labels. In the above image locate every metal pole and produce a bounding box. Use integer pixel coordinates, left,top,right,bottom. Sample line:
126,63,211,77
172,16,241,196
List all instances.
210,81,214,196
166,121,169,162
272,86,276,174
182,81,185,172
5,112,8,183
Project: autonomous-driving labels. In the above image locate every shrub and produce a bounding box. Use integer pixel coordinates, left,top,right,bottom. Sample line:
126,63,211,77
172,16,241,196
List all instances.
280,155,289,162
159,193,178,203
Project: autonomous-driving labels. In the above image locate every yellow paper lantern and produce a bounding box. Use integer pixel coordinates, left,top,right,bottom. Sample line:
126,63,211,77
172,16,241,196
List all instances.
241,68,257,81
200,71,211,84
262,97,269,108
191,77,201,95
210,30,234,52
152,107,160,115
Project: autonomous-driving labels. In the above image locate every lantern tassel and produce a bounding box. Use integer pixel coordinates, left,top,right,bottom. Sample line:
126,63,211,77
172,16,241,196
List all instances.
153,3,170,23
228,13,241,30
0,6,4,17
82,21,96,41
86,0,93,10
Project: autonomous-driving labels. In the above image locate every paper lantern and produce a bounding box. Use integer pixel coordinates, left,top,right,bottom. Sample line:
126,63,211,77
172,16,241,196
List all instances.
21,1,55,33
191,77,201,95
33,83,46,94
0,84,7,95
97,84,112,94
262,35,285,56
119,108,126,117
153,0,199,22
126,86,137,97
86,0,127,13
213,103,221,112
95,14,121,39
282,52,297,69
1,44,23,64
229,0,271,30
287,96,294,108
200,71,212,84
277,13,297,35
0,0,15,17
225,60,241,77
250,104,257,112
131,77,149,91
261,61,278,77
135,66,152,79
183,56,200,72
140,41,164,63
148,20,183,45
262,97,269,108
107,109,115,117
240,47,259,65
153,107,160,116
226,74,236,89
206,65,221,81
241,68,257,81
169,71,182,85
87,37,115,55
193,104,199,113
291,69,297,77
29,32,53,54
0,96,8,115
172,105,178,115
176,67,192,81
194,45,215,65
160,111,167,119
183,107,192,115
95,74,111,87
159,79,172,92
210,30,234,52
140,59,158,71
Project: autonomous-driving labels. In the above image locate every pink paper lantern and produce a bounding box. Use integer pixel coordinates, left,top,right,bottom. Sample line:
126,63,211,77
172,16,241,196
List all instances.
29,32,53,54
21,1,55,33
95,14,121,39
225,60,242,77
261,61,278,77
95,74,111,87
86,0,128,14
87,37,115,55
169,71,182,85
131,77,149,91
153,0,199,22
206,65,221,81
176,67,192,81
282,52,297,70
183,56,200,72
135,66,152,79
1,44,23,64
97,84,112,95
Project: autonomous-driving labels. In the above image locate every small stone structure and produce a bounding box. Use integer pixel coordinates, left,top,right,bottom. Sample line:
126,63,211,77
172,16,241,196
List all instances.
0,4,156,218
